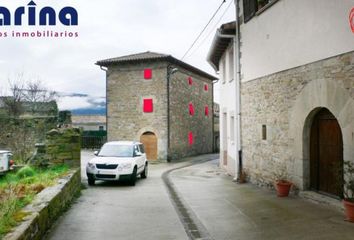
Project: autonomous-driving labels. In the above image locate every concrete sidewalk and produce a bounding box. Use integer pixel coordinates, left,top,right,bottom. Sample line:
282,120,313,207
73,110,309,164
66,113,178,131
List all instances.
171,159,354,240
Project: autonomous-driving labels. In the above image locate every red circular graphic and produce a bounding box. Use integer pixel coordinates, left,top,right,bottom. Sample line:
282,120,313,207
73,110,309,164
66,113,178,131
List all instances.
350,8,354,33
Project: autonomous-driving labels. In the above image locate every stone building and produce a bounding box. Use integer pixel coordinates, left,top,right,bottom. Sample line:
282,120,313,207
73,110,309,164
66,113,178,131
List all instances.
208,0,354,200
72,115,106,131
96,52,216,161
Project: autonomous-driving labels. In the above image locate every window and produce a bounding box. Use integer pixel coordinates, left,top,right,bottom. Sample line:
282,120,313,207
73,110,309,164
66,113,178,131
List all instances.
143,99,153,112
230,116,235,142
99,126,104,131
188,77,193,85
188,132,194,146
221,57,226,84
243,0,276,22
262,125,267,140
189,103,195,116
139,144,145,153
205,106,209,116
144,69,152,79
228,47,234,81
243,0,257,23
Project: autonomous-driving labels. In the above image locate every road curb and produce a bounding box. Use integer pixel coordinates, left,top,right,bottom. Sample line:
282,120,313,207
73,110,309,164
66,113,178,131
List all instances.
162,155,218,240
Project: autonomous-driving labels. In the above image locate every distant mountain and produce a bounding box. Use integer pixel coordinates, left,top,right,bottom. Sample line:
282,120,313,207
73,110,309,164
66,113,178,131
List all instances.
71,107,106,115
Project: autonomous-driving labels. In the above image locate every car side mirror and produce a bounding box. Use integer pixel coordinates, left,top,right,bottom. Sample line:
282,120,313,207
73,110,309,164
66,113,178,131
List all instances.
135,151,142,157
94,151,99,156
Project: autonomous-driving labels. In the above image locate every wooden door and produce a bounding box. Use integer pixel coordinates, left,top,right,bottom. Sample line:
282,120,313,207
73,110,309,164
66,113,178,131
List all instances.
310,109,343,198
140,132,157,161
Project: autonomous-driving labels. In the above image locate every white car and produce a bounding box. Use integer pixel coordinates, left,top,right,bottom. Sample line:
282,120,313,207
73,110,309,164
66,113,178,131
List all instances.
86,141,148,186
0,150,14,175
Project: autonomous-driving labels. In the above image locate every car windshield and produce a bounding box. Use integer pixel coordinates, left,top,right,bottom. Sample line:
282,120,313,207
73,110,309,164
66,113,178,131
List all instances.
98,145,133,157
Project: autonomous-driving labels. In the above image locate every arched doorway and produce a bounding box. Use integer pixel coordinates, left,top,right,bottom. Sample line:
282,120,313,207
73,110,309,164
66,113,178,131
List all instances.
140,132,157,161
310,108,343,198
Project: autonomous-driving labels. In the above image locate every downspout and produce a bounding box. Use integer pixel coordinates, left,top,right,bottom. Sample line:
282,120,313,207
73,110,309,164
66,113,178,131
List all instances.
100,66,108,141
234,0,242,182
166,65,171,162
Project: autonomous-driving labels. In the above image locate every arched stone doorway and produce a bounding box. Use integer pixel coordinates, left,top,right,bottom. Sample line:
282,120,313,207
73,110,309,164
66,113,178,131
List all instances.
140,132,157,161
310,108,343,198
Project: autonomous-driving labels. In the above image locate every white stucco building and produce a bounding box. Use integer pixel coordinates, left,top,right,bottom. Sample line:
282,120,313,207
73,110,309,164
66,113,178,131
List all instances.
208,0,354,200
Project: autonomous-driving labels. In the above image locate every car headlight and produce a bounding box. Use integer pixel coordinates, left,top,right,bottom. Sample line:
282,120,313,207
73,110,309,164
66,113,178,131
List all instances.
87,162,95,169
120,163,132,169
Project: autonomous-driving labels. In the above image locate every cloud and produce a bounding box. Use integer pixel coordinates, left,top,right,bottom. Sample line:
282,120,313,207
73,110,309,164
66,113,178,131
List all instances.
0,0,233,106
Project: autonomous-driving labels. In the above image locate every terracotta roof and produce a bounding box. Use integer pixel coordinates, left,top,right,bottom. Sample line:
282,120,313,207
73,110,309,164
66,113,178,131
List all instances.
96,51,217,81
207,21,236,71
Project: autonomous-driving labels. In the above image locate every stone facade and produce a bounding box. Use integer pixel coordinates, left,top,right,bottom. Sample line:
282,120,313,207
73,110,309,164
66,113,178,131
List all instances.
106,61,169,159
169,67,213,159
98,52,215,161
241,51,354,189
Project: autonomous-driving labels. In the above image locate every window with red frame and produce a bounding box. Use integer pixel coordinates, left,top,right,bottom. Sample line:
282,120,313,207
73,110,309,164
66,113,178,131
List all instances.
188,132,194,145
144,69,152,79
188,77,193,85
143,99,153,112
204,84,208,91
205,106,209,116
189,103,195,115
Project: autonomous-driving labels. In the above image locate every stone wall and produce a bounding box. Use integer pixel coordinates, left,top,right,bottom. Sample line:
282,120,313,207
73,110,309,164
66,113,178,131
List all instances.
169,67,214,160
4,169,81,240
45,128,81,167
107,61,168,159
241,51,354,189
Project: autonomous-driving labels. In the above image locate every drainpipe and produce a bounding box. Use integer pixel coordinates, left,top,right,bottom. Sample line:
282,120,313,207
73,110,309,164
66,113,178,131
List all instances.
166,65,178,162
100,66,108,141
234,0,242,182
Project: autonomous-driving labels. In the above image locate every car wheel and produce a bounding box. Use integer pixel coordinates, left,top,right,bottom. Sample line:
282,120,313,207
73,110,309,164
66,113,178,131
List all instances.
141,163,148,179
130,167,137,186
88,176,95,186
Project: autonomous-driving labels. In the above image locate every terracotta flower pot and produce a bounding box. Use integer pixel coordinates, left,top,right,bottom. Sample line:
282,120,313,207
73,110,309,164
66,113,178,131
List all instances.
343,199,354,222
275,181,292,197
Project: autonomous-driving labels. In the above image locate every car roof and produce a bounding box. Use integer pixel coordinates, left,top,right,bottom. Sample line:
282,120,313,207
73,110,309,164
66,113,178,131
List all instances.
104,141,142,146
0,150,11,154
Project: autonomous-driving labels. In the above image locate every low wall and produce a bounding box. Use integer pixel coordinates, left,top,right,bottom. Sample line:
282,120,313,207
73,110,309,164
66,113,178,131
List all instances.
4,169,81,240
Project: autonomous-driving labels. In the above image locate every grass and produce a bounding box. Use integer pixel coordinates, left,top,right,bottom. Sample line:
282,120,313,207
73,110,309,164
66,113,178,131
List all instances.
0,164,69,237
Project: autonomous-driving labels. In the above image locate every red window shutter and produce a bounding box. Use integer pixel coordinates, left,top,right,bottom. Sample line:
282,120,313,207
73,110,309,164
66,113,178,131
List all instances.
188,77,193,85
144,69,152,79
143,99,153,112
204,84,208,91
188,132,194,145
205,106,209,116
189,103,194,115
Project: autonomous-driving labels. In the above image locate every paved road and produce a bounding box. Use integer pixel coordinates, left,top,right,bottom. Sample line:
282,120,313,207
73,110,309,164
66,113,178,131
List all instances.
46,151,354,240
45,151,189,240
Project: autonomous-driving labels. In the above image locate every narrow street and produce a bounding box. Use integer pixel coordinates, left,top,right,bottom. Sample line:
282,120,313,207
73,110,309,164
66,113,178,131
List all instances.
45,151,354,240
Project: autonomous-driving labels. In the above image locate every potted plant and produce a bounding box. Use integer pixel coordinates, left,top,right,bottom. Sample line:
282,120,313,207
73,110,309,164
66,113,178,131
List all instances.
343,161,354,222
273,165,292,197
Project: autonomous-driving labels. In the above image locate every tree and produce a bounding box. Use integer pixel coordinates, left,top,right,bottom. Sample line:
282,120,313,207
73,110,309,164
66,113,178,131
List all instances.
0,73,58,163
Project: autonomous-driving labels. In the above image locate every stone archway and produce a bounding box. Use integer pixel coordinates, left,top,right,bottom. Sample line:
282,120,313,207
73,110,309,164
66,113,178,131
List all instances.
140,132,157,161
289,78,354,190
309,108,343,198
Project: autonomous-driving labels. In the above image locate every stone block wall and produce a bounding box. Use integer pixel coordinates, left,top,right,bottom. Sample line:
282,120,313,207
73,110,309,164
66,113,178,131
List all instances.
4,169,81,240
169,67,214,160
45,128,81,167
241,51,354,189
106,61,168,159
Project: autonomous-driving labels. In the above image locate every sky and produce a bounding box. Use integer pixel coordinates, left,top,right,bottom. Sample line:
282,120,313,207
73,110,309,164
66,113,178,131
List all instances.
0,0,235,110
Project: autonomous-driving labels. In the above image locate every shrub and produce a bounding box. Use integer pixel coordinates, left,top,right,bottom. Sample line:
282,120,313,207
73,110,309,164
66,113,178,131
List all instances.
16,166,36,179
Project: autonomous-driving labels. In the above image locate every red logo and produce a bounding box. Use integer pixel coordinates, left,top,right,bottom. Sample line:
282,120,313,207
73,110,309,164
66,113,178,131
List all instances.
350,8,354,33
